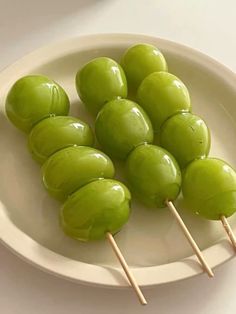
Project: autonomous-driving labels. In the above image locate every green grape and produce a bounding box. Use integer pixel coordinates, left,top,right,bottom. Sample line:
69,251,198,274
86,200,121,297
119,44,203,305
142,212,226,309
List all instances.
182,158,236,220
137,72,191,133
5,75,69,133
120,43,167,91
126,144,181,207
76,57,127,115
42,146,115,201
61,179,131,241
28,116,94,164
160,113,210,168
95,99,153,160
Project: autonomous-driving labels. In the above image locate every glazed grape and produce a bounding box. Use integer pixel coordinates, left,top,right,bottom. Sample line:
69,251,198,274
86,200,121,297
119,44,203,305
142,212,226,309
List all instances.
95,99,153,159
160,113,210,168
76,57,127,115
5,75,69,133
42,146,115,201
61,179,131,241
121,43,167,91
126,144,181,207
28,116,94,164
137,72,191,133
182,158,236,220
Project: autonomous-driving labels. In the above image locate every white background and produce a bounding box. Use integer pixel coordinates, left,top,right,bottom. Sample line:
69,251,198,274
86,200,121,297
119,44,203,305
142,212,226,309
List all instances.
1,0,236,313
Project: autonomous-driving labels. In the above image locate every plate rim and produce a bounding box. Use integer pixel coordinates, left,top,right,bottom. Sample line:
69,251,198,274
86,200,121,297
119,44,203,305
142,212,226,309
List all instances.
0,33,236,288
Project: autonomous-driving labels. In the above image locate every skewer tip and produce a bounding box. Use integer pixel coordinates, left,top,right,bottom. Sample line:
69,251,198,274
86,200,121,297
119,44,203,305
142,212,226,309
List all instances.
166,200,214,278
220,215,236,252
106,232,147,305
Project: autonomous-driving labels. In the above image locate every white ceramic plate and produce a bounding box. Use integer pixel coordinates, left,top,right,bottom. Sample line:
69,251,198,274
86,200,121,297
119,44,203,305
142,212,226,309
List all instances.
1,34,236,288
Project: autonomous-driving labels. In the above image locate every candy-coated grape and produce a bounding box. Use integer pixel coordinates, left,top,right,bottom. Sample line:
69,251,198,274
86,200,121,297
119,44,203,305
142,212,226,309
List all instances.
137,72,191,133
76,57,127,115
160,113,210,168
28,116,94,164
42,146,115,201
182,158,236,220
61,179,131,241
5,75,70,133
95,99,153,159
121,43,167,91
126,144,181,207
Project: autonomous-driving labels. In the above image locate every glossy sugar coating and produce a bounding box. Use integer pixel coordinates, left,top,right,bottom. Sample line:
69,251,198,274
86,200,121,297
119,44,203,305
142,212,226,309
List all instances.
182,158,236,220
126,144,181,207
95,99,153,159
28,116,94,164
137,72,191,133
76,57,127,115
120,43,168,91
42,146,115,201
160,113,211,168
5,75,70,133
61,179,131,241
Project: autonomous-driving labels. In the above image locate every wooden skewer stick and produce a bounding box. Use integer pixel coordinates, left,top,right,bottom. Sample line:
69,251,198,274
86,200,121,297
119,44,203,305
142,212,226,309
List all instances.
166,200,214,278
220,215,236,251
106,232,147,305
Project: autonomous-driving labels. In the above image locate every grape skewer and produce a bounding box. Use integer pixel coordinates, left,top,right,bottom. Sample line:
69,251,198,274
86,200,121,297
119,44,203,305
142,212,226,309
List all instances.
141,69,236,250
6,75,147,305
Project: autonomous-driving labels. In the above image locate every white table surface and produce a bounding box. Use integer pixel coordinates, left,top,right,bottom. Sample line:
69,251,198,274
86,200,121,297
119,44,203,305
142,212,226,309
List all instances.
1,0,236,313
